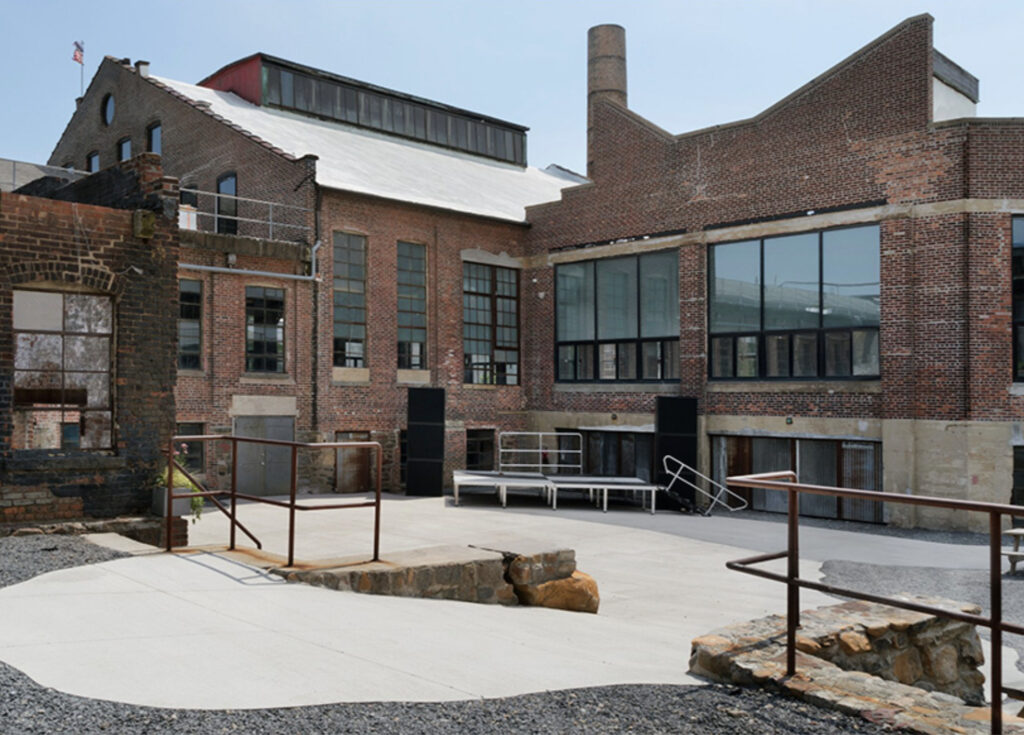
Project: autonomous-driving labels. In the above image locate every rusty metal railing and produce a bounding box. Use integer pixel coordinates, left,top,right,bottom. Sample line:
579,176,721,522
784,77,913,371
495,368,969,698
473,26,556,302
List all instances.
724,471,1024,735
164,435,383,566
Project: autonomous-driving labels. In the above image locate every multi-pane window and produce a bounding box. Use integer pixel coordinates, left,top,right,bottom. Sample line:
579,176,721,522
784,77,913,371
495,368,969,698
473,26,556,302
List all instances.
708,224,880,379
261,62,526,165
216,172,238,235
1013,218,1024,380
463,263,518,385
245,286,285,373
117,137,131,162
12,290,113,450
178,279,201,370
176,422,205,473
333,232,367,367
556,250,680,381
147,123,162,155
397,241,427,369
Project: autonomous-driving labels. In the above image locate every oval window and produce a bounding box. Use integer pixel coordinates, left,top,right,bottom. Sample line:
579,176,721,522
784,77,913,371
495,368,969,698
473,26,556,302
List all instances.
102,94,115,125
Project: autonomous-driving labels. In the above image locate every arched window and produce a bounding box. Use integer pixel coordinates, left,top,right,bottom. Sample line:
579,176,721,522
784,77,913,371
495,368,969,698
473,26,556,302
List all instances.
216,172,237,235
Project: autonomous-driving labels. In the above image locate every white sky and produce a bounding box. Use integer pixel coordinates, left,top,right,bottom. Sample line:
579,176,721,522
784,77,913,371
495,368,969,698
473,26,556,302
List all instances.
2,0,1022,174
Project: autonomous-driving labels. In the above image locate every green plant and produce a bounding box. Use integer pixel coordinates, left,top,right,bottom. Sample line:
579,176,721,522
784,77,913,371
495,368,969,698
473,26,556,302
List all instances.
158,443,205,523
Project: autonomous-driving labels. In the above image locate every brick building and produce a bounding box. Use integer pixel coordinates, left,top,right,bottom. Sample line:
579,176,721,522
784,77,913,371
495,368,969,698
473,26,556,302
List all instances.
0,155,180,523
44,14,1024,531
524,14,1024,531
50,53,579,495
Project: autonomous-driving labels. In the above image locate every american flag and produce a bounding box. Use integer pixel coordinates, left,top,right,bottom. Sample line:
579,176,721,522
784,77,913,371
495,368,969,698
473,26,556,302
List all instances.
72,41,84,65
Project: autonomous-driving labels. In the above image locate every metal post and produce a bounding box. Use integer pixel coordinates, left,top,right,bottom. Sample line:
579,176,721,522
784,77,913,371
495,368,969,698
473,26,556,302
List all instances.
373,444,382,561
288,444,298,567
786,484,800,676
165,437,174,552
230,437,238,551
991,511,1003,735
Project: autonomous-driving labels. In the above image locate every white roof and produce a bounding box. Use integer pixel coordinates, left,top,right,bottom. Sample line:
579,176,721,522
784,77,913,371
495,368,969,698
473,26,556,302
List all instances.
154,76,582,222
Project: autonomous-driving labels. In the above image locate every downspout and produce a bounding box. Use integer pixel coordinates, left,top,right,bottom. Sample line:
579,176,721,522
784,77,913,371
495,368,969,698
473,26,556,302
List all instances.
311,183,323,435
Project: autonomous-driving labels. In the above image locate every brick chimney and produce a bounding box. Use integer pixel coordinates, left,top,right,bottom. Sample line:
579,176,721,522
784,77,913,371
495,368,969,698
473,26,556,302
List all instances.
587,24,627,177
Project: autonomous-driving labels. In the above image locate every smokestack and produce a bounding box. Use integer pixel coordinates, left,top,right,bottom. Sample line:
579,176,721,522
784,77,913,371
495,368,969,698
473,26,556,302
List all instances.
587,24,627,176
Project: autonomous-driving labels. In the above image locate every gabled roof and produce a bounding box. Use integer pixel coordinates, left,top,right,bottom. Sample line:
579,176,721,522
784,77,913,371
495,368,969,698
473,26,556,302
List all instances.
150,75,582,222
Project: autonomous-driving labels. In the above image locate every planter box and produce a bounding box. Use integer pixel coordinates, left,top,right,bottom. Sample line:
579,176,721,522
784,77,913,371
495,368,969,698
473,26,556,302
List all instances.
151,487,193,517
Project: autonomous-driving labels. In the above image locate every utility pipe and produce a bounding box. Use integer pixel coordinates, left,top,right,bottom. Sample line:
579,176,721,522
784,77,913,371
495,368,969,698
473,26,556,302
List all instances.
179,239,321,281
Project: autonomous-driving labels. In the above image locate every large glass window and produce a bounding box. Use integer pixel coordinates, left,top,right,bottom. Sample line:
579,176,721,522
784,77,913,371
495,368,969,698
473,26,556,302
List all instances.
708,224,880,380
333,232,367,367
216,172,237,235
397,241,427,369
245,286,284,373
178,279,201,370
1013,218,1024,380
12,290,113,450
462,263,518,385
556,250,679,382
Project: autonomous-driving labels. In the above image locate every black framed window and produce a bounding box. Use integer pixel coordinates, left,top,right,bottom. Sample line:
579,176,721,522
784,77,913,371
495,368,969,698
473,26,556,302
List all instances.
1014,218,1024,381
86,151,99,172
176,422,205,473
397,241,427,369
178,279,201,370
462,263,518,385
216,172,237,235
556,249,680,382
333,232,367,367
709,224,880,380
117,137,131,162
12,290,113,450
245,286,285,373
147,123,162,155
466,429,495,471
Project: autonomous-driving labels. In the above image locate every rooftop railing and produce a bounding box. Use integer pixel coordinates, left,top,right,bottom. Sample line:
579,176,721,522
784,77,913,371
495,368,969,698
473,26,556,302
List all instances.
0,158,85,193
724,470,1024,735
178,188,313,243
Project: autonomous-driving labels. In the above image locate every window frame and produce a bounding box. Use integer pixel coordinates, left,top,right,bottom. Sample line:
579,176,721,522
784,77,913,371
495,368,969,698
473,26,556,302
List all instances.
332,231,368,368
86,151,100,172
146,122,162,155
462,262,519,385
707,223,881,381
215,172,238,235
178,279,202,371
466,429,495,471
12,289,115,451
554,249,680,383
1013,217,1024,381
244,285,285,373
116,137,131,162
397,240,427,370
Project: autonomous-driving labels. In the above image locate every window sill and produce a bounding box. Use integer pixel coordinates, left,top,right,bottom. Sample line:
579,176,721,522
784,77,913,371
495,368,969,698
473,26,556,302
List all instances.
462,382,523,390
1010,384,1024,396
707,379,881,394
397,369,431,385
554,382,680,394
240,373,293,385
333,366,370,384
177,369,206,378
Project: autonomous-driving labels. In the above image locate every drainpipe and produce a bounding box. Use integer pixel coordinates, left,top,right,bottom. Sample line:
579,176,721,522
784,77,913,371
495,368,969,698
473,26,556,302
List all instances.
179,239,321,281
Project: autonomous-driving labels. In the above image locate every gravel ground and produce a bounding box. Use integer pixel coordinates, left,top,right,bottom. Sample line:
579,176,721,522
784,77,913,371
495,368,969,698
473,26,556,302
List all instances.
0,535,892,734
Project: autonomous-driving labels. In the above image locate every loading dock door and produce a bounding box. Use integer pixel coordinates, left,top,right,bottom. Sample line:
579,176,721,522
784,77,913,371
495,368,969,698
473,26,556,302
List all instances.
235,416,294,496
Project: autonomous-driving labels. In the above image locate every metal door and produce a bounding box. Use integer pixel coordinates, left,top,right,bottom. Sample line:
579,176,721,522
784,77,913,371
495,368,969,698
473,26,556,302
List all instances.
841,442,883,523
235,416,294,496
750,438,792,513
797,439,839,519
335,431,371,494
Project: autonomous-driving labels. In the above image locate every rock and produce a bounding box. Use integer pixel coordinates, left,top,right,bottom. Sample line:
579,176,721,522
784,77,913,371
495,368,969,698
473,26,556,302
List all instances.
795,636,822,654
515,570,599,613
838,630,872,655
891,648,923,685
12,527,43,536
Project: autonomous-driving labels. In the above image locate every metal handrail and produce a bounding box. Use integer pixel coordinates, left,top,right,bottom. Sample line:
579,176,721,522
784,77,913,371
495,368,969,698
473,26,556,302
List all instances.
724,470,1024,735
178,187,313,241
165,434,383,566
661,455,748,515
498,431,583,474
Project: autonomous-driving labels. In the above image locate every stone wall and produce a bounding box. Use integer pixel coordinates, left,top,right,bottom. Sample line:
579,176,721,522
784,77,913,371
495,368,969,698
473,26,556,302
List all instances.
690,596,985,705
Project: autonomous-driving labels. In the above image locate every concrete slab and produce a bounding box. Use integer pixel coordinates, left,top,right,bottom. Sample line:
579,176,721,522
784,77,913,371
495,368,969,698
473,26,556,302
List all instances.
0,495,1011,710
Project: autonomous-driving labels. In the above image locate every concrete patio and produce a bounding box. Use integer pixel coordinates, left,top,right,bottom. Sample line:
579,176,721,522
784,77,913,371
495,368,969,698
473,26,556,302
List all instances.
0,494,1010,710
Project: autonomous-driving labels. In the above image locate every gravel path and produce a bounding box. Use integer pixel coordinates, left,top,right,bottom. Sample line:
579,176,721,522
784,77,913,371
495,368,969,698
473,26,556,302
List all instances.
0,535,892,734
